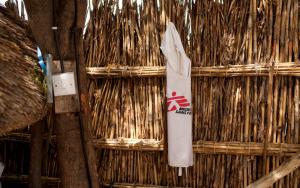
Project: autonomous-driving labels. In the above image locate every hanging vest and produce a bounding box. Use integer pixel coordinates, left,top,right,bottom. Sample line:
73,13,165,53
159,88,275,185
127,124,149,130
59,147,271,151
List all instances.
161,22,193,170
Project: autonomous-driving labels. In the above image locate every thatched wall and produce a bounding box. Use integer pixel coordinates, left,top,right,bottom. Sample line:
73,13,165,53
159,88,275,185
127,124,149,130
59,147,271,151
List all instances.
0,6,45,134
85,0,300,187
1,0,300,187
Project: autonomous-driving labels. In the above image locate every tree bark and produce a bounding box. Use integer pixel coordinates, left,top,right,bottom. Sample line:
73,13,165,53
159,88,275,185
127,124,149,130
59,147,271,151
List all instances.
55,113,89,188
29,121,43,188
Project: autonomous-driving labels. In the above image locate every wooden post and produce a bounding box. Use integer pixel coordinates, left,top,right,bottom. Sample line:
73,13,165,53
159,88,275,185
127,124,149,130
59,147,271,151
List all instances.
263,62,274,174
55,113,89,188
74,28,100,188
23,0,92,187
29,121,43,188
52,60,89,188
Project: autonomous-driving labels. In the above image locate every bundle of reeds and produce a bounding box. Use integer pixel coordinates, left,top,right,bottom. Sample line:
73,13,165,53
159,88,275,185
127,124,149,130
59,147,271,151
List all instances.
87,63,300,78
0,4,56,187
85,0,300,187
0,6,46,135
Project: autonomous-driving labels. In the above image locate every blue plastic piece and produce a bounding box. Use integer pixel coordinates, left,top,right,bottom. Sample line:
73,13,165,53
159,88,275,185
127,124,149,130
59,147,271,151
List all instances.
37,47,47,74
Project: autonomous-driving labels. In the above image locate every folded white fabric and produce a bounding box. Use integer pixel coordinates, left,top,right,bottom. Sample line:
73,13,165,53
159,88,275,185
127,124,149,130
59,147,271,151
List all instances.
161,22,193,170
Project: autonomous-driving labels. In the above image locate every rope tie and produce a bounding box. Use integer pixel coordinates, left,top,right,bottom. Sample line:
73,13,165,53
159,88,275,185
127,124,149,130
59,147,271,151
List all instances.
254,62,259,75
122,66,128,77
107,66,111,78
248,141,251,156
213,141,216,154
226,142,228,155
129,66,132,77
279,142,283,157
139,67,143,77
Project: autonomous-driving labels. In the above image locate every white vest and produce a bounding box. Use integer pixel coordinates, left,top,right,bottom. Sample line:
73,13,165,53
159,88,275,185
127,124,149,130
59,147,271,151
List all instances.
161,22,193,170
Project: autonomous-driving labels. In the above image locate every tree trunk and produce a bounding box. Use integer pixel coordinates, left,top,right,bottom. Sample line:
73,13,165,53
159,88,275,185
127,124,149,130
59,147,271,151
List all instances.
55,114,89,188
75,29,100,188
24,1,99,188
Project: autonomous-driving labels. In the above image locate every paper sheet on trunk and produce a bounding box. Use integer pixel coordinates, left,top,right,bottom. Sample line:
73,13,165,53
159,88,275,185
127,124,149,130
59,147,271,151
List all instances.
161,22,193,168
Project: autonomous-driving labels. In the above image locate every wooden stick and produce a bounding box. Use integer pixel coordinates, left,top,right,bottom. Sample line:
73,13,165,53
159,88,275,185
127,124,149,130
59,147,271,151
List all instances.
263,62,274,174
1,175,60,185
87,63,300,78
5,134,300,157
247,152,300,188
90,139,300,156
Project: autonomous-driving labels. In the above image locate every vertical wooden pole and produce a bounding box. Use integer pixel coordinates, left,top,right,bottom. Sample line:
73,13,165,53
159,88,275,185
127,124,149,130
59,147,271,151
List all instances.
23,0,92,187
244,0,253,186
293,0,299,185
263,63,274,175
74,28,100,188
29,121,43,188
55,114,89,188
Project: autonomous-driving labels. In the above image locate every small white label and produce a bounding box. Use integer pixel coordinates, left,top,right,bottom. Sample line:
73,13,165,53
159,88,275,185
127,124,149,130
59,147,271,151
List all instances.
52,72,77,96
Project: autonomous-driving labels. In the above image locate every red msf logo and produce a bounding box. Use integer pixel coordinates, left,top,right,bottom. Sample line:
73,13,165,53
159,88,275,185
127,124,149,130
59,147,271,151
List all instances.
167,91,190,112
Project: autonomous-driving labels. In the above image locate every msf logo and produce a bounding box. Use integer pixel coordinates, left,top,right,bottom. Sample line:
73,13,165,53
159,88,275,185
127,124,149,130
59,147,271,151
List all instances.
167,91,191,114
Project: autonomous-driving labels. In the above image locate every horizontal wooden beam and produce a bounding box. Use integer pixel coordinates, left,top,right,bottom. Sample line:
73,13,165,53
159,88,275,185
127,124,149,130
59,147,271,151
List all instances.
2,134,300,156
0,176,181,188
102,182,184,188
91,138,300,156
0,133,55,142
86,63,300,78
0,175,60,184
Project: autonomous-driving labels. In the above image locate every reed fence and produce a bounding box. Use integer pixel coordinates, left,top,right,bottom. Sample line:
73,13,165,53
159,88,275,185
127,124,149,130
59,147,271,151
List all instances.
84,0,300,187
2,0,300,187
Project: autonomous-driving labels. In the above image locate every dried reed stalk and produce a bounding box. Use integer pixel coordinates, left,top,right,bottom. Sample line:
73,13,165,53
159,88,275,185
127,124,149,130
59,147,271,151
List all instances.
87,63,300,78
0,6,46,134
